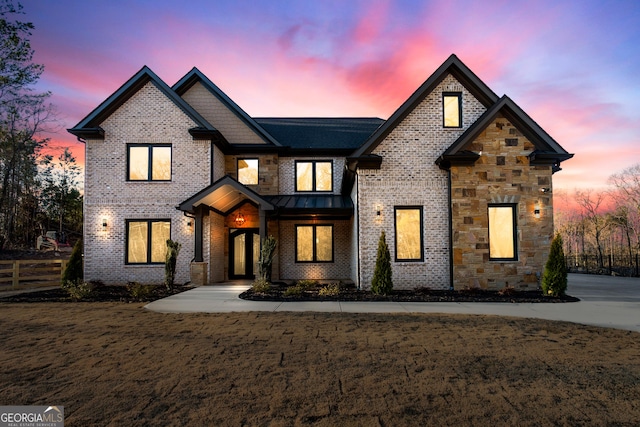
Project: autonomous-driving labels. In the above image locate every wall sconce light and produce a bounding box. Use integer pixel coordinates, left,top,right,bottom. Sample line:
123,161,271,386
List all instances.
186,220,193,228
534,203,541,219
102,218,108,230
375,204,382,217
234,212,245,226
540,187,550,193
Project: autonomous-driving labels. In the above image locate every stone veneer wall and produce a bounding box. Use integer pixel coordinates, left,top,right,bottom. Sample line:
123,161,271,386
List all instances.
83,82,211,284
224,154,279,195
450,115,553,290
357,74,487,290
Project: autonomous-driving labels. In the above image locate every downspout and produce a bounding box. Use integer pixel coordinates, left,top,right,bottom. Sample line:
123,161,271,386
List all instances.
448,169,454,290
355,173,361,290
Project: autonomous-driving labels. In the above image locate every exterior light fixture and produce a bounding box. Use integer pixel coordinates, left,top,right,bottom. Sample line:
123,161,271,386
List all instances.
102,218,108,229
375,204,382,217
534,203,541,219
234,212,245,226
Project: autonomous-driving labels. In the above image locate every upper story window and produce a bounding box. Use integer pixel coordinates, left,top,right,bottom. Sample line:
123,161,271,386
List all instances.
127,144,171,181
237,158,258,185
488,204,518,261
443,92,462,128
296,160,332,192
394,206,424,261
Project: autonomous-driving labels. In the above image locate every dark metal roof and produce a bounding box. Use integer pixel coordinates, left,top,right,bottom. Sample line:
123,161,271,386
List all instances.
254,118,384,151
264,194,353,217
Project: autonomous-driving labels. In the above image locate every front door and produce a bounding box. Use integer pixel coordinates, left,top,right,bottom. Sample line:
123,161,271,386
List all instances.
229,228,260,279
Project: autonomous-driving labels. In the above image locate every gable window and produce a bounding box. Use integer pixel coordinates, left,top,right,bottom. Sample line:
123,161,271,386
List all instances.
488,204,517,261
128,144,171,181
237,159,259,185
443,92,462,128
296,161,332,192
296,224,333,262
126,219,171,264
394,206,423,261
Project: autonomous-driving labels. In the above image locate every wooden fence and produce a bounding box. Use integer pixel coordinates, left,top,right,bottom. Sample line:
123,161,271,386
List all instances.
0,259,68,290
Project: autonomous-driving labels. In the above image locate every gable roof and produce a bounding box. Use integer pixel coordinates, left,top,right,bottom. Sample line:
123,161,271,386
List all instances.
173,67,281,146
254,118,383,152
436,95,573,171
351,54,499,158
68,66,219,141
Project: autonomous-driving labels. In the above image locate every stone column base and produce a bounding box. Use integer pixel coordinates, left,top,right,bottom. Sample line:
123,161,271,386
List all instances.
190,262,208,286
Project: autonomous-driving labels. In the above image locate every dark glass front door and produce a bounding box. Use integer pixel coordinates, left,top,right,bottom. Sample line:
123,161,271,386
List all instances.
229,228,259,279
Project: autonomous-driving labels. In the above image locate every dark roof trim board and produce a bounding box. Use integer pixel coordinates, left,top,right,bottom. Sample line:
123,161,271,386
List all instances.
351,54,500,158
436,95,573,170
68,66,219,141
173,67,281,146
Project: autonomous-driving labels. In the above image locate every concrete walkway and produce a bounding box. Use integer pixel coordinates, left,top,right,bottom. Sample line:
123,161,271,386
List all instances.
145,274,640,332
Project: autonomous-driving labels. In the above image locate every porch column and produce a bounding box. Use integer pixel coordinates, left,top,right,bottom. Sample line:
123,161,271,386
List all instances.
194,205,204,263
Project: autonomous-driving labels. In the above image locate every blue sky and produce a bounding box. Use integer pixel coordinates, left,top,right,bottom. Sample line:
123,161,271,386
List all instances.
24,0,640,191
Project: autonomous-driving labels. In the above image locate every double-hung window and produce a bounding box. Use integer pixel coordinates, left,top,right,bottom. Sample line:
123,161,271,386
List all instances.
295,224,333,262
443,92,462,128
127,144,171,181
126,219,171,264
488,204,518,261
237,158,259,185
394,206,424,261
295,161,332,192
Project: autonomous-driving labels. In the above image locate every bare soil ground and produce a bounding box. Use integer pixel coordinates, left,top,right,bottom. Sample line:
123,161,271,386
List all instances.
0,302,638,426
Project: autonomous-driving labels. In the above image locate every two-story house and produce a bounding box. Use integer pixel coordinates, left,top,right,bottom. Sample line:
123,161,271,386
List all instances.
69,54,572,290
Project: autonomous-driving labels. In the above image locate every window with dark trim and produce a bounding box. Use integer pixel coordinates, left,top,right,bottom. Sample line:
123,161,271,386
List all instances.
126,219,171,264
488,204,518,261
295,224,333,262
127,144,172,181
295,160,333,192
237,158,259,185
394,206,424,261
443,92,462,128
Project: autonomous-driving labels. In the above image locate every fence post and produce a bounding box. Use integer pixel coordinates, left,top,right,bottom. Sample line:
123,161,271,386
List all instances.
636,253,639,277
12,261,19,289
608,254,612,275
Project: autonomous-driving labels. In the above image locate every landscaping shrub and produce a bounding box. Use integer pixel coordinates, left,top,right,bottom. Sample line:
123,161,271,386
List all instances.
296,279,318,290
127,282,155,301
61,280,94,301
318,283,340,296
164,239,182,291
251,278,271,293
541,233,568,296
371,231,393,295
62,239,83,284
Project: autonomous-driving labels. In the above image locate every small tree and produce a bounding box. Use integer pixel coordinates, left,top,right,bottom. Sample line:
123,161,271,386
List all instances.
258,235,277,282
371,230,393,295
164,239,181,291
61,238,82,284
541,234,568,296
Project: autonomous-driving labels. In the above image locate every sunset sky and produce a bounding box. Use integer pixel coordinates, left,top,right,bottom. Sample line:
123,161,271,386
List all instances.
26,0,640,192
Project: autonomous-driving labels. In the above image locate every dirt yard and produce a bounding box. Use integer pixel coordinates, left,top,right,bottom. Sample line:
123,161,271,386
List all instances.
0,303,638,426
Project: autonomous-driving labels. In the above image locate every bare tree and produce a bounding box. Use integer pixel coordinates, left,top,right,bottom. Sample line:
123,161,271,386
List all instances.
575,189,609,269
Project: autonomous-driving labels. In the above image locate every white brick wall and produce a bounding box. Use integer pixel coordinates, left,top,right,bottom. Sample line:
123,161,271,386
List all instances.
84,82,210,284
357,74,487,290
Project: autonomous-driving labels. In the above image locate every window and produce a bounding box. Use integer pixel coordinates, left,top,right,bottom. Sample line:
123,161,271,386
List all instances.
237,158,258,185
295,161,332,192
394,207,423,261
443,92,462,128
488,204,517,260
127,144,171,181
295,225,333,262
126,219,171,264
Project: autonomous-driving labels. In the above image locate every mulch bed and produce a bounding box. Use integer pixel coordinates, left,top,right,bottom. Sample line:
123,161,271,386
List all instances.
0,283,192,303
240,282,579,303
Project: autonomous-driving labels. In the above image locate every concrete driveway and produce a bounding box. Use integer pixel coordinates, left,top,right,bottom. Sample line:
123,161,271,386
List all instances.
145,274,640,332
